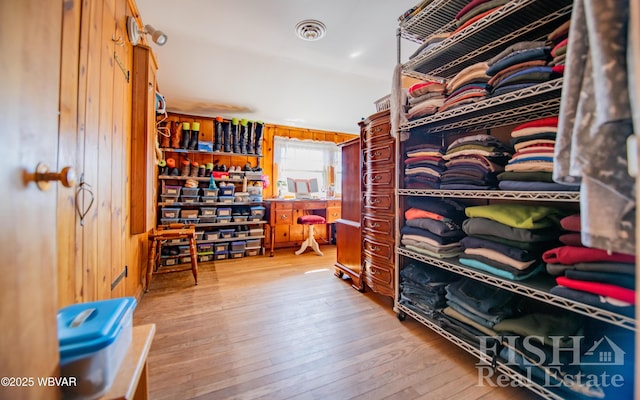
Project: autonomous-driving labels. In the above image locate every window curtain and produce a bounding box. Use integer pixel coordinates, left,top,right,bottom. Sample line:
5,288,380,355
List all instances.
273,136,340,193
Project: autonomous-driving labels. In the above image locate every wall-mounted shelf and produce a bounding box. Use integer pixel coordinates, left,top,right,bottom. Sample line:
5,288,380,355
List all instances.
161,148,263,157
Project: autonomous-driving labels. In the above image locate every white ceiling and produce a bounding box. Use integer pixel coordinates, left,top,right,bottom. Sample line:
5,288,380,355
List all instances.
135,0,419,134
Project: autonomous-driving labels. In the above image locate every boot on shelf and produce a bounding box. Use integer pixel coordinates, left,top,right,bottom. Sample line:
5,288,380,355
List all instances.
158,159,168,176
231,118,240,153
198,164,206,177
170,121,181,148
159,121,170,148
190,161,200,178
246,121,254,154
214,117,224,152
224,120,233,153
166,158,179,176
181,159,191,177
180,122,191,149
205,162,213,176
254,121,264,155
239,119,249,154
189,122,200,150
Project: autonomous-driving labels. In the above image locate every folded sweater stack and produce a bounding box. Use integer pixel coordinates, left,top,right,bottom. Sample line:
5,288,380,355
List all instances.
545,214,636,317
401,197,467,259
460,204,565,281
499,117,579,191
404,143,446,189
485,41,561,97
441,134,511,190
406,80,447,120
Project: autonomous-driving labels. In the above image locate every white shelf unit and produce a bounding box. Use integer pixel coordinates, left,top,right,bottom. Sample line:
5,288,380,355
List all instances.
393,1,633,399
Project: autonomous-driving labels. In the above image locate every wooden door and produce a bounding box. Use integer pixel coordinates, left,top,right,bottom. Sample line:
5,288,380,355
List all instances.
0,1,64,399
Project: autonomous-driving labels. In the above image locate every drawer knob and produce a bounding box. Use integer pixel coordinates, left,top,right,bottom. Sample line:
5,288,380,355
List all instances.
369,222,380,228
373,175,383,181
374,151,382,157
370,198,380,205
373,127,382,133
280,215,288,220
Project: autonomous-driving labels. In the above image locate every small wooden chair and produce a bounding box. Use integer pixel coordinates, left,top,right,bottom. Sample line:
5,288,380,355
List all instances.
146,223,198,291
294,215,326,256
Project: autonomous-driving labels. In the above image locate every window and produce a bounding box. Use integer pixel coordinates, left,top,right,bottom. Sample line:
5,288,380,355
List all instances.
273,136,341,195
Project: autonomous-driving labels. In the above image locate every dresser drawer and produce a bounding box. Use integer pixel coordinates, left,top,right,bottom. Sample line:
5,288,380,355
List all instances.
274,209,293,225
362,214,393,236
326,200,340,208
325,206,341,223
363,193,394,210
363,235,393,262
363,121,391,144
274,202,293,210
363,170,394,187
364,144,394,165
363,255,393,285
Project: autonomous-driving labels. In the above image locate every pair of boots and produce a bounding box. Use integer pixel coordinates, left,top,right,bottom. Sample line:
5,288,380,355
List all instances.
159,158,180,176
180,122,200,150
213,117,263,155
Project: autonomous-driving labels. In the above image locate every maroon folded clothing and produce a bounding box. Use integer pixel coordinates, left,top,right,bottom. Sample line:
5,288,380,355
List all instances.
543,245,635,265
455,0,492,20
559,233,583,247
556,276,635,304
560,214,581,232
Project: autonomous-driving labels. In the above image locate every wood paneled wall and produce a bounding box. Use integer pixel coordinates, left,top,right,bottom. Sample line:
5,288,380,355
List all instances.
57,0,149,307
161,112,358,249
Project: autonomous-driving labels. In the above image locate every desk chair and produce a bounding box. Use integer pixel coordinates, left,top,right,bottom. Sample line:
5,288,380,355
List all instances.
146,223,198,291
295,215,325,256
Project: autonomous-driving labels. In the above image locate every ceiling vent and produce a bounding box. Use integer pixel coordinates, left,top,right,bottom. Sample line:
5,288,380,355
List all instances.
295,19,327,41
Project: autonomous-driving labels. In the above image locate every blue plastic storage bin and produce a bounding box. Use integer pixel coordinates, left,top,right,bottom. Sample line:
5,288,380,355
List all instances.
57,297,137,400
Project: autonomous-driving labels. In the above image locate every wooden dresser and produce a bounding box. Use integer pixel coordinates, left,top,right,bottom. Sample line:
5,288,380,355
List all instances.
361,110,395,298
334,138,364,290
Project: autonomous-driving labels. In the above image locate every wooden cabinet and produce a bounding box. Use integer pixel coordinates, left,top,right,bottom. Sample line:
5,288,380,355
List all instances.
131,45,158,235
361,110,395,298
334,138,363,290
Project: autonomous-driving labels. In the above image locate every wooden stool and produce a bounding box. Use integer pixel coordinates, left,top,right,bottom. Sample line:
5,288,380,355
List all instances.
146,223,198,291
295,215,326,256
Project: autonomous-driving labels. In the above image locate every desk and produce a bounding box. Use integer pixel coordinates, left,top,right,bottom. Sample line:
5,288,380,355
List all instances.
101,324,156,400
264,199,341,256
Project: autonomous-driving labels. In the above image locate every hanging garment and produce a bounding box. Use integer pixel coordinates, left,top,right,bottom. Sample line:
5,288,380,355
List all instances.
553,0,635,254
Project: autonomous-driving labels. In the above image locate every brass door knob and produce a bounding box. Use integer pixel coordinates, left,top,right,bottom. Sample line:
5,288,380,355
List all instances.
26,163,77,191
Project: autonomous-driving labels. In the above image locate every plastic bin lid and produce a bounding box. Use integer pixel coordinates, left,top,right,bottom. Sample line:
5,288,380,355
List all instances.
57,297,137,361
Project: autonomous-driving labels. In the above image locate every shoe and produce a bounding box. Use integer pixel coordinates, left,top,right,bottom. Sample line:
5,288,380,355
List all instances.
198,165,206,177
214,117,224,152
243,163,252,171
221,164,227,172
181,160,191,177
180,122,191,149
254,121,264,155
205,162,213,176
189,122,200,150
170,167,180,176
190,161,200,177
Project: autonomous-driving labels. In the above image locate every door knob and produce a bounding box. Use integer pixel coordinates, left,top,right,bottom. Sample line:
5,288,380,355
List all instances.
26,163,77,191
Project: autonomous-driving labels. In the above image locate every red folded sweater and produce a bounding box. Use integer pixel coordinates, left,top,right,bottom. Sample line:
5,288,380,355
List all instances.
556,276,635,304
542,245,636,265
512,116,559,131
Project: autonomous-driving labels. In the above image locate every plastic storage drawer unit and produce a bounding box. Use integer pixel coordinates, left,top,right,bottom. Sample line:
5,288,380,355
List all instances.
181,187,200,197
202,188,218,198
162,185,182,195
180,209,199,219
217,207,232,217
57,297,136,400
200,207,217,216
219,229,235,239
250,206,266,218
230,241,246,252
219,186,235,196
229,250,244,258
214,243,229,253
161,207,180,219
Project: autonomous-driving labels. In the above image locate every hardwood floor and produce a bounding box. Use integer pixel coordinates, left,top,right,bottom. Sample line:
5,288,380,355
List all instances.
134,246,534,400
